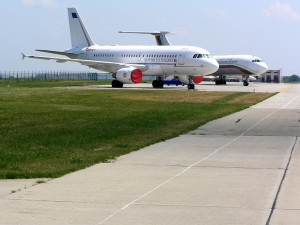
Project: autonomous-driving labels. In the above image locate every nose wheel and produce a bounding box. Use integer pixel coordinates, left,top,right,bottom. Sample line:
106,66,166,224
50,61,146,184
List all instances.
243,75,249,86
188,84,195,89
187,76,195,89
243,81,249,86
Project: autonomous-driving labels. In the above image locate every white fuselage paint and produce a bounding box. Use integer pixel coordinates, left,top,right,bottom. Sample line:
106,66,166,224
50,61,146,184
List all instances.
67,45,219,76
213,55,268,76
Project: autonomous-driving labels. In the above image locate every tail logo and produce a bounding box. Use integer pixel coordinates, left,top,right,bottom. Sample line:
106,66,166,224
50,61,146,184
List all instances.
72,13,77,18
85,47,95,52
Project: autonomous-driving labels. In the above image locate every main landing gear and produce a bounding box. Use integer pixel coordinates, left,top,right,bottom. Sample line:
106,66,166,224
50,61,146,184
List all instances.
152,78,164,88
215,76,226,85
112,80,123,88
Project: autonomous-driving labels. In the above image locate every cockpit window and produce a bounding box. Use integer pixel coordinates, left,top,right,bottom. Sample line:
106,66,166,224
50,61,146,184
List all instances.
252,58,263,62
193,53,212,58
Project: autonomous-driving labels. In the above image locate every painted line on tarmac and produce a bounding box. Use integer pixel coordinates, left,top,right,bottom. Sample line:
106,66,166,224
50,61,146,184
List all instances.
280,95,299,109
98,107,280,224
278,84,295,93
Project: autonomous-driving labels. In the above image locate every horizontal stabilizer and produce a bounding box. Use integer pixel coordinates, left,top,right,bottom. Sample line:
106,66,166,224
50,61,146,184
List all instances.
119,31,172,35
119,31,172,46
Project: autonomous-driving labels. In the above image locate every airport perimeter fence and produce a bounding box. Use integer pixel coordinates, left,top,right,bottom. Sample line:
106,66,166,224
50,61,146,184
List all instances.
0,71,114,81
0,71,156,82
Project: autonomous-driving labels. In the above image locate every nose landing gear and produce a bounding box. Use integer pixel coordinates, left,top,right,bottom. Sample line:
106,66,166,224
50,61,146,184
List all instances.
243,75,249,86
187,76,195,90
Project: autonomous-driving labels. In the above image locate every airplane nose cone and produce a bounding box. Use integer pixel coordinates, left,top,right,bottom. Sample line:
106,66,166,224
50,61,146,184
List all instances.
258,62,268,74
207,58,219,74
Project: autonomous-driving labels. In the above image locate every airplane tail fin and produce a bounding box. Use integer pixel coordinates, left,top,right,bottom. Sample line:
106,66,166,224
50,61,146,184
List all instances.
67,8,95,48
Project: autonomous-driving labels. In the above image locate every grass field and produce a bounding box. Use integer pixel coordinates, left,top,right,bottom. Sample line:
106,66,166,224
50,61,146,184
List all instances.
0,80,274,179
0,79,112,88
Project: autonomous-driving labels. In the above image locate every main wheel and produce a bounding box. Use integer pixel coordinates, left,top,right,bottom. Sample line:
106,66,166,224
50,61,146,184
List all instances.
158,80,164,88
152,80,164,88
152,80,158,88
112,80,123,88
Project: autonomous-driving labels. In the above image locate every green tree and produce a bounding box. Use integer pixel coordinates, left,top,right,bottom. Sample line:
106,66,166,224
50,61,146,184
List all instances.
282,74,300,83
290,74,300,82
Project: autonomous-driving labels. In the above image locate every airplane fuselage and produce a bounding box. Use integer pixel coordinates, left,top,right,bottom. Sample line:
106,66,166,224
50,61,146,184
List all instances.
213,55,268,76
68,45,219,77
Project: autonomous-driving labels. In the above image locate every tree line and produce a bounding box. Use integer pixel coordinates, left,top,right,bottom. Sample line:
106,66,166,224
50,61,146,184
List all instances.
282,75,300,83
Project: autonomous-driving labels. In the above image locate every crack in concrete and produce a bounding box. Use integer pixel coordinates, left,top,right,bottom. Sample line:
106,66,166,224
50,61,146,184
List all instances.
119,163,285,171
133,202,242,209
2,198,114,205
266,136,298,225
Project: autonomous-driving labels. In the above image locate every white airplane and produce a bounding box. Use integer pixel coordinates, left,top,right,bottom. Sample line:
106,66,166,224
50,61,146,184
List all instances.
212,55,268,86
22,8,219,90
120,31,268,86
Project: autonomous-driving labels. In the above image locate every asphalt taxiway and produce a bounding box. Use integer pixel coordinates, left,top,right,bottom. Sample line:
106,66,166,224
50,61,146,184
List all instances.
71,81,292,93
0,82,299,225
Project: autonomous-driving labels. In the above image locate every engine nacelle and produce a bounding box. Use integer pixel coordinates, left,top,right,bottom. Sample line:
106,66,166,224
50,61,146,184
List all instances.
193,75,204,84
116,67,142,84
177,75,204,84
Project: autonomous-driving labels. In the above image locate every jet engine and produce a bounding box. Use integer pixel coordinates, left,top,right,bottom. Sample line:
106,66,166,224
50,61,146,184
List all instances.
177,75,204,84
116,67,143,84
192,75,204,84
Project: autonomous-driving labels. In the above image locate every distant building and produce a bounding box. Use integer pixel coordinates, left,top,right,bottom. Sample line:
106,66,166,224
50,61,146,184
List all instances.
259,70,281,83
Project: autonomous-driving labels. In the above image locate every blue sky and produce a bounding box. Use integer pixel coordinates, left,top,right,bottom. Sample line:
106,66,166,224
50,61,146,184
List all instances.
1,0,300,75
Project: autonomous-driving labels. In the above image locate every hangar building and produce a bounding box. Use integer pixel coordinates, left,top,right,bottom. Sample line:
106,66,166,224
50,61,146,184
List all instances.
256,70,281,83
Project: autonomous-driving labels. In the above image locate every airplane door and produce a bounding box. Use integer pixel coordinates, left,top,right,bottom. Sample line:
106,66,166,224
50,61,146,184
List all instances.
137,52,142,62
178,50,187,65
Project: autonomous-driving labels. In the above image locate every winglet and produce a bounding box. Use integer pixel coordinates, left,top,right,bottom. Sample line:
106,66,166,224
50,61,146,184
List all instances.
21,52,27,60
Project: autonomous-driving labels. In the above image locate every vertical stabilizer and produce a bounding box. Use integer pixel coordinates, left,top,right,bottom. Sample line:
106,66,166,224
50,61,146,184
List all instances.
68,8,95,48
154,32,171,46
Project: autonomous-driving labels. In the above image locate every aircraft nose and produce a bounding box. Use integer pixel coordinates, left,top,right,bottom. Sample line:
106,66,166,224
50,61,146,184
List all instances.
258,62,268,74
206,58,219,74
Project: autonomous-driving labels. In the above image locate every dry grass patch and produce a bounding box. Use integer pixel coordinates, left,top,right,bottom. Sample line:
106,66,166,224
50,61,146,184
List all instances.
228,93,275,104
113,91,231,103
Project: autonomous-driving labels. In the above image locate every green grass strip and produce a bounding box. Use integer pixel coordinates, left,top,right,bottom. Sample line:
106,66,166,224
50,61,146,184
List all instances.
0,83,274,178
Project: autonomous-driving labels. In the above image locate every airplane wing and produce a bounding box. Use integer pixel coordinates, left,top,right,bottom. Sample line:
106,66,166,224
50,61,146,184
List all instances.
36,49,79,58
21,53,148,73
